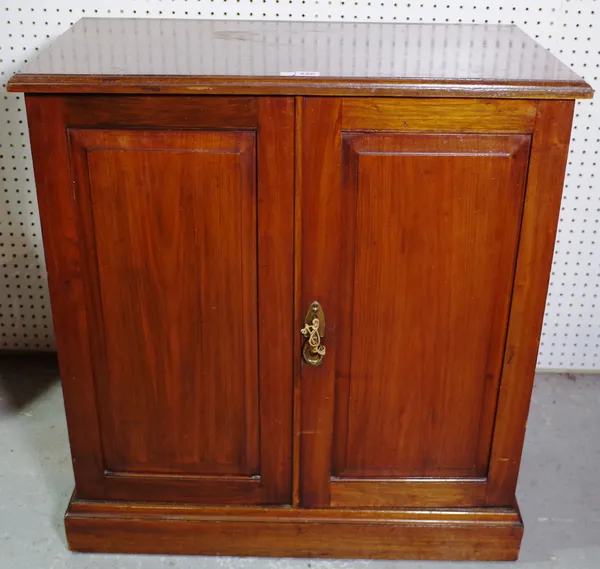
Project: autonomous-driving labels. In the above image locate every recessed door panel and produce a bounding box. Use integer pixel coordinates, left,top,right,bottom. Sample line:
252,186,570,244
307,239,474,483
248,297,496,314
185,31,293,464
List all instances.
82,131,258,477
336,132,528,479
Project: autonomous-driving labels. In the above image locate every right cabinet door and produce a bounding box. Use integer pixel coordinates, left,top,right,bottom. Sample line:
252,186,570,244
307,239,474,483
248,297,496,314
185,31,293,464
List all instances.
299,98,533,509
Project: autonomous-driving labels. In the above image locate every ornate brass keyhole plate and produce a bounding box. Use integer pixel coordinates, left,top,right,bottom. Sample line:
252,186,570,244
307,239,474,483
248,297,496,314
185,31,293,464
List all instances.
300,301,326,366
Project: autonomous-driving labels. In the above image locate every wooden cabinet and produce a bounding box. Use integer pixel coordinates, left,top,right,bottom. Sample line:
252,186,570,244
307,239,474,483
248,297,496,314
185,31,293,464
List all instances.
8,18,593,562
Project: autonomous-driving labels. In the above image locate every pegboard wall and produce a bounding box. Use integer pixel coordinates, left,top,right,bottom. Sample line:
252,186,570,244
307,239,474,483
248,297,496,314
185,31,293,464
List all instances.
0,1,598,370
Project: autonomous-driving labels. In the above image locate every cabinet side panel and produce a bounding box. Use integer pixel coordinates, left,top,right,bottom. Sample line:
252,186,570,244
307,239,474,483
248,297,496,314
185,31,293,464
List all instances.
487,100,575,505
25,95,106,497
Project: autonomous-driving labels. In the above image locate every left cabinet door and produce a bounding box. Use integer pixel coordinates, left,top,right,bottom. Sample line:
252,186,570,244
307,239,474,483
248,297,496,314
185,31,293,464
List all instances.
26,96,294,505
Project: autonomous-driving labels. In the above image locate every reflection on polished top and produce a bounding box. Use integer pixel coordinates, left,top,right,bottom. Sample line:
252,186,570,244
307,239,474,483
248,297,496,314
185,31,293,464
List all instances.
7,18,593,98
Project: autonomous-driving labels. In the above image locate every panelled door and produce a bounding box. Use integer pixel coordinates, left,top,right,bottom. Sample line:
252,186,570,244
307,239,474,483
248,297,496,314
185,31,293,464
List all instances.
298,98,534,508
30,95,294,505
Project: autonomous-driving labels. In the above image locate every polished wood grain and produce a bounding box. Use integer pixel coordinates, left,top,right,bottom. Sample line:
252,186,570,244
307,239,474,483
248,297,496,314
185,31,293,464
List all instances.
102,474,262,504
26,94,294,505
337,132,529,480
292,95,304,508
486,100,576,506
71,129,258,478
342,98,537,132
62,95,258,128
256,97,295,503
67,497,520,523
300,101,531,509
69,128,263,504
330,479,487,508
8,19,592,98
65,497,523,560
298,98,342,508
25,96,106,497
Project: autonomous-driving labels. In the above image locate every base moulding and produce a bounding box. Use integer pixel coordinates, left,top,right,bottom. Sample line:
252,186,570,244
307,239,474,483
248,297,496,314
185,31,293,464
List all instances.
65,495,524,560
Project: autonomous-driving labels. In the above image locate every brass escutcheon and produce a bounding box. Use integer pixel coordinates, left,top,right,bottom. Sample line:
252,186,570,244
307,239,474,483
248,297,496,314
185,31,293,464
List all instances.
300,301,326,366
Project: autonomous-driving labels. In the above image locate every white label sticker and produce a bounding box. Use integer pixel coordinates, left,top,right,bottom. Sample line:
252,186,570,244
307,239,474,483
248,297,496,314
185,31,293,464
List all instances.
280,71,321,77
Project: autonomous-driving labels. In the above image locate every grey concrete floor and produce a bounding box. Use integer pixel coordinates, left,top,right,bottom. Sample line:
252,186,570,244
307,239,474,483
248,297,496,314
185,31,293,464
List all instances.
0,355,599,569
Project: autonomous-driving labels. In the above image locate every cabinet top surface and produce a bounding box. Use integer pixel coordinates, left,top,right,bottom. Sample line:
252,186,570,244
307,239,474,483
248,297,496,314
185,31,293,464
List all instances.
8,18,593,98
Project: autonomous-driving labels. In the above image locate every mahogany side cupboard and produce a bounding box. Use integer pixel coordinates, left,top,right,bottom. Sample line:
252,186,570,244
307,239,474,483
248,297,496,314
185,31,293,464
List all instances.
8,18,593,561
